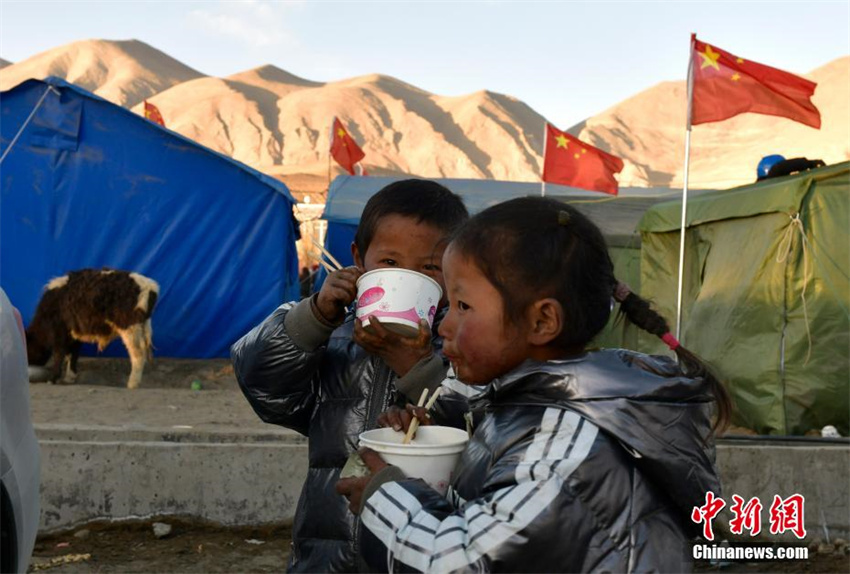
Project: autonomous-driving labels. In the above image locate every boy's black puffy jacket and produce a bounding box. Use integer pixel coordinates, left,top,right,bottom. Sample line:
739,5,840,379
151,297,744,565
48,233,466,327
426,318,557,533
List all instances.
231,298,456,573
359,350,722,573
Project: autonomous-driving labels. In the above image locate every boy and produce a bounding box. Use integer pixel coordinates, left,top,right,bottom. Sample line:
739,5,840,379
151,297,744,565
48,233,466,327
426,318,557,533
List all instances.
231,179,468,572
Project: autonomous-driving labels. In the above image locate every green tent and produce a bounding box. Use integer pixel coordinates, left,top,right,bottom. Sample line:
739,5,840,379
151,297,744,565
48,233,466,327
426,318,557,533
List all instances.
551,193,699,350
638,162,850,435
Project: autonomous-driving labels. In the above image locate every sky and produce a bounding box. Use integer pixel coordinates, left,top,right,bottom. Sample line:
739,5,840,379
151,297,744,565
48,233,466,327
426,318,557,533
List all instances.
1,1,848,128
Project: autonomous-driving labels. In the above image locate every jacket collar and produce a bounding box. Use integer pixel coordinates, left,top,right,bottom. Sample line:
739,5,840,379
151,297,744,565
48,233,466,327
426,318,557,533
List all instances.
471,350,713,409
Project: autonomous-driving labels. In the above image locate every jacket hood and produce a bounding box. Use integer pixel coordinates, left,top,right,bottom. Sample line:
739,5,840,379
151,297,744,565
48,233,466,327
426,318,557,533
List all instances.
471,349,720,522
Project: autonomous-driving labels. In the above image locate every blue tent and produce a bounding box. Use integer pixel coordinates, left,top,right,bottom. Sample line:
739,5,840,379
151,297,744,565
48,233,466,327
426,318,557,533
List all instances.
1,77,300,358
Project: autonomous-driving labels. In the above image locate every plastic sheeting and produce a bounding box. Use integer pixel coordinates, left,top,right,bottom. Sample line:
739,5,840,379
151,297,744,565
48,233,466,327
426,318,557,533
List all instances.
1,78,300,358
638,162,850,435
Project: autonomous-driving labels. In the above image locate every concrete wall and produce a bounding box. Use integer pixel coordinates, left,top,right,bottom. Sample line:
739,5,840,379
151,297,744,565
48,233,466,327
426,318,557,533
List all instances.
36,425,308,532
37,425,850,542
717,438,850,541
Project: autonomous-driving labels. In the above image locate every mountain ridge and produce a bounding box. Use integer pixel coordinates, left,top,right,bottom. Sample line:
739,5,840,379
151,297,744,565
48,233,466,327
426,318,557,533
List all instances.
1,39,847,194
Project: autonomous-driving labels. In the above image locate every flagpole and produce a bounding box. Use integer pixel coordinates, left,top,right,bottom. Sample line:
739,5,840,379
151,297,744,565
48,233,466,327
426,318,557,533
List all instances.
675,34,696,340
541,121,548,197
328,116,335,188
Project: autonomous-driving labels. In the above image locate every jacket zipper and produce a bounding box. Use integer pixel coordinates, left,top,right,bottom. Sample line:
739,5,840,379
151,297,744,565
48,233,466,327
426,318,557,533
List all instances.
354,357,395,560
366,357,394,429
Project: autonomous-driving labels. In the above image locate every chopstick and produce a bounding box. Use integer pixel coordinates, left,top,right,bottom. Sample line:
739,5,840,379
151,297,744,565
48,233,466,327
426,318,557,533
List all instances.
423,388,442,411
402,387,442,444
306,248,350,313
311,238,344,271
402,389,429,444
310,252,336,275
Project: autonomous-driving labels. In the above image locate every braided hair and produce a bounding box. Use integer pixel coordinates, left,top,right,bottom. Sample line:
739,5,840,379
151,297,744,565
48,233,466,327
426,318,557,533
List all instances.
451,196,731,433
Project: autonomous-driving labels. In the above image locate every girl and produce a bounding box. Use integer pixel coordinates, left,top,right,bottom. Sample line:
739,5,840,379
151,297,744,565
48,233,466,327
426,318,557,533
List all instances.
337,196,731,573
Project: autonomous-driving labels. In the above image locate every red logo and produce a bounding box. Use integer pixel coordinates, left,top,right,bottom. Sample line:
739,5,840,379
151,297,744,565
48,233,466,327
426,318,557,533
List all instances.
729,495,763,536
691,491,726,541
691,493,807,540
769,494,807,539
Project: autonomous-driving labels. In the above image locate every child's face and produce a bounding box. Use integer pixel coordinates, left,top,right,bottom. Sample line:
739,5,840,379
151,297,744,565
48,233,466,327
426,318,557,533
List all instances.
352,214,448,299
438,245,531,385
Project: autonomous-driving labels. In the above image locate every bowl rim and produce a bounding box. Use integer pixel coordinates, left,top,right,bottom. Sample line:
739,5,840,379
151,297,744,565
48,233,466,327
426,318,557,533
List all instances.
356,268,442,297
359,426,469,449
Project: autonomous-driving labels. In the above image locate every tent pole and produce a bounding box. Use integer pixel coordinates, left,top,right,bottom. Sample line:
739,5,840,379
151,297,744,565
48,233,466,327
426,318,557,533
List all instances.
675,34,697,340
541,121,548,197
0,85,58,166
675,129,692,340
328,116,335,190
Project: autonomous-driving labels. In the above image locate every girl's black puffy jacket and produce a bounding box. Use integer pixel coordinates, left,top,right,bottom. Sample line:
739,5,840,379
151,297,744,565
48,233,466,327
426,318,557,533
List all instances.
359,350,722,573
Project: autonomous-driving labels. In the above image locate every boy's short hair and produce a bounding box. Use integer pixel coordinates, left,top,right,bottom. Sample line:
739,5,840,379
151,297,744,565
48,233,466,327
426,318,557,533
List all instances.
354,179,469,256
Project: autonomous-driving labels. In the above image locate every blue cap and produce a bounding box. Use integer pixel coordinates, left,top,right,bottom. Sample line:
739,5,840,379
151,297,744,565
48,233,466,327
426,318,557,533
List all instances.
757,154,785,180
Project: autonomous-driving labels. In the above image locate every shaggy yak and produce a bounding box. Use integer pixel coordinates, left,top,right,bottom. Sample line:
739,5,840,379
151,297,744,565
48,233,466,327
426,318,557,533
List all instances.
26,268,159,389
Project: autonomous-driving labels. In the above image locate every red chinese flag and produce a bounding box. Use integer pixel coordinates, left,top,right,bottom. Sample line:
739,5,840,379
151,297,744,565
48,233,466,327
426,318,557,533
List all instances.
542,124,624,196
144,100,165,127
330,118,365,175
691,37,820,129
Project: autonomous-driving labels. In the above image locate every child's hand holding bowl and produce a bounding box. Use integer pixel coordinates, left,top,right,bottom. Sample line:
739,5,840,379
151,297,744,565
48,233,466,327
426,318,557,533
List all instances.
314,266,363,324
353,316,433,377
335,448,387,515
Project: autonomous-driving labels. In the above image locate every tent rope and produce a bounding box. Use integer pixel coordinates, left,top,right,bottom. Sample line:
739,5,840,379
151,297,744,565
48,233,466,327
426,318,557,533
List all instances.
0,85,59,166
776,212,813,365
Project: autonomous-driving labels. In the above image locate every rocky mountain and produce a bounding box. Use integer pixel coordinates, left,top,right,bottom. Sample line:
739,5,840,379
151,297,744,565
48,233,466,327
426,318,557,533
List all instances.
1,39,847,193
0,39,203,108
127,69,546,186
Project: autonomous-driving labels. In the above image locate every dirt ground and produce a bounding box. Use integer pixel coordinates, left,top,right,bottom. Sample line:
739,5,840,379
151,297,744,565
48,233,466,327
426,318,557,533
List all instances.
59,357,241,391
27,357,275,434
28,518,290,573
27,517,849,574
694,551,850,574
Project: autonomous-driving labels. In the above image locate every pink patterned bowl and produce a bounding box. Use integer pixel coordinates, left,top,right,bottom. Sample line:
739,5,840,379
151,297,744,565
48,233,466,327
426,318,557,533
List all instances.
355,269,442,337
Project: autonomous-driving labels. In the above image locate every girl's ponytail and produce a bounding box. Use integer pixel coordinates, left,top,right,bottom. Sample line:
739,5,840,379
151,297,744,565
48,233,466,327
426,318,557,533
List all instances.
614,282,732,434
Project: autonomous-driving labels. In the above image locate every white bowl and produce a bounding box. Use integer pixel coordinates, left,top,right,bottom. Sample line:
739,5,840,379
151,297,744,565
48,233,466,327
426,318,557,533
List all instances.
359,426,468,495
355,268,442,337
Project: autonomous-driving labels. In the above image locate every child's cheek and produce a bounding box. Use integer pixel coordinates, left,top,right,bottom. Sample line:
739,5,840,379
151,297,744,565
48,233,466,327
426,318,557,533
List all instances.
455,328,482,366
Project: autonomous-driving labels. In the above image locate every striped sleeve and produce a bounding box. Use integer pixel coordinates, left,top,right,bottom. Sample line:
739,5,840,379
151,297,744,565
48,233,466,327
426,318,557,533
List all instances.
360,408,599,573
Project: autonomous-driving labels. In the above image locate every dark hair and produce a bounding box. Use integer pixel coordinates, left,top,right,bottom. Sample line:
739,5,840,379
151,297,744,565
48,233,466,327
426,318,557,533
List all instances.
452,196,731,433
354,179,469,257
451,197,615,351
618,291,732,432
